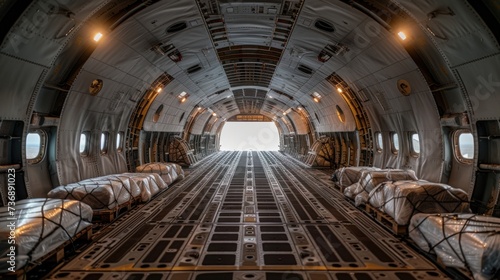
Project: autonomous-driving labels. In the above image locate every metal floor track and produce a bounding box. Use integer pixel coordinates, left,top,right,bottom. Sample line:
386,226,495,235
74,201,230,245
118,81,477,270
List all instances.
49,151,451,280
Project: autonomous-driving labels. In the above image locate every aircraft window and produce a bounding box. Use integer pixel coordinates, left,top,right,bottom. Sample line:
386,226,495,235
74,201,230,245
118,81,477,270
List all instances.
100,132,109,154
27,131,45,163
457,132,474,162
116,132,123,152
391,132,400,154
375,132,383,152
80,132,90,156
336,105,345,123
411,133,420,155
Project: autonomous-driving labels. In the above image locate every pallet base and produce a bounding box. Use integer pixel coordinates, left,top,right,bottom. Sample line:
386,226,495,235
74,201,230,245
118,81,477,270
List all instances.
365,204,407,236
5,226,92,280
92,200,134,223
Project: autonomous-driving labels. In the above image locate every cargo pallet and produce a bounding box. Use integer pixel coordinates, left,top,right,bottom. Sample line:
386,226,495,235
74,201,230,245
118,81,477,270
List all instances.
5,225,92,280
92,199,135,223
365,204,407,236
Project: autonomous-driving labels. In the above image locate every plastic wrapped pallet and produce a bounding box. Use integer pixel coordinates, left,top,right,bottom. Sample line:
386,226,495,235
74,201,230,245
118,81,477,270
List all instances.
368,180,470,225
0,198,92,272
79,174,142,200
354,191,369,207
409,213,500,280
332,167,381,188
48,179,133,210
167,162,185,181
346,169,418,204
135,162,184,184
123,173,167,202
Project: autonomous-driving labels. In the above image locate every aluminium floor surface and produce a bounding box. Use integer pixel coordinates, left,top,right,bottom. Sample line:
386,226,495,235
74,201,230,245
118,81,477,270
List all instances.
48,151,454,280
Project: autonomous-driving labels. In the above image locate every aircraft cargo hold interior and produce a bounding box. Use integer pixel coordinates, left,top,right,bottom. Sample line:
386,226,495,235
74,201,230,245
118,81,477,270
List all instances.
1,0,500,279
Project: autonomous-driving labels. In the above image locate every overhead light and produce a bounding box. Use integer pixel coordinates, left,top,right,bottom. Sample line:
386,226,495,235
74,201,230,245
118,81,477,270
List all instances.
152,43,182,62
177,91,188,103
337,87,343,93
93,32,103,42
283,112,287,115
318,50,332,63
297,106,303,111
197,106,202,110
156,87,163,93
398,31,407,40
312,92,322,103
212,113,217,117
328,43,349,55
167,49,182,62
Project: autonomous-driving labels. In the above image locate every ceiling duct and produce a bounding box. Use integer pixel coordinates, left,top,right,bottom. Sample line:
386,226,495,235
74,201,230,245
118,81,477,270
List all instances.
314,19,335,33
166,21,187,33
297,64,313,75
187,64,202,74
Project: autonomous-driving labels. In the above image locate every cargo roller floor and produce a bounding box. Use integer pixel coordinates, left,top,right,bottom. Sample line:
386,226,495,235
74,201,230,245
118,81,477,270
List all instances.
49,151,454,280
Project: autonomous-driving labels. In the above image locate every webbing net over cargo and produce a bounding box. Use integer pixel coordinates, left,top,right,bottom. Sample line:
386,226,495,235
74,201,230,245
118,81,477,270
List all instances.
0,198,92,272
409,213,500,280
368,180,470,225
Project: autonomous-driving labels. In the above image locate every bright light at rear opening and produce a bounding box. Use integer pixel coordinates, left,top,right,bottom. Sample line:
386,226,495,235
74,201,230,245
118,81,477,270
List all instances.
220,122,280,151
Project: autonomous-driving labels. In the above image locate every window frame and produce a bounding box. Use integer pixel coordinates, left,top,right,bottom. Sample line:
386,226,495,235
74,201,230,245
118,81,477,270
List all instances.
409,132,420,157
454,130,474,164
26,130,46,164
100,132,109,155
375,132,383,153
80,131,90,156
390,132,400,155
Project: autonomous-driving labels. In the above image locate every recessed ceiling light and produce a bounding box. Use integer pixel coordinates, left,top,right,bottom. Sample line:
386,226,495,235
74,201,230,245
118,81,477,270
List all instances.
156,87,163,93
398,31,407,40
93,32,103,42
337,87,343,93
213,113,217,116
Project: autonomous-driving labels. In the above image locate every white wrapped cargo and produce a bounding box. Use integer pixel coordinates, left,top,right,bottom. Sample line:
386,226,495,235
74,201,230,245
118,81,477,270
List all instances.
409,213,500,280
0,198,92,272
332,167,381,188
354,191,369,207
123,173,167,201
79,174,142,200
48,179,133,210
135,162,184,184
345,169,418,202
368,180,470,225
